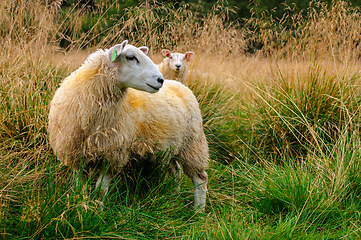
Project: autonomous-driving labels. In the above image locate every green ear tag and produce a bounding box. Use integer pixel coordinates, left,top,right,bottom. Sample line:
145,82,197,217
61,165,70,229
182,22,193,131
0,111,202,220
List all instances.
111,49,117,62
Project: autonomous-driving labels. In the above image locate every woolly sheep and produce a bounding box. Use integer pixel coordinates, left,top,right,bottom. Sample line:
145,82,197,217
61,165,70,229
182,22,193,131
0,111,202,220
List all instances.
156,49,194,84
48,40,209,210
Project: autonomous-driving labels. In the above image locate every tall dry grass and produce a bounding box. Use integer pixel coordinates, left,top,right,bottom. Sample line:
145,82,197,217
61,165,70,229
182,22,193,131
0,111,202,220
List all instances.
243,0,361,61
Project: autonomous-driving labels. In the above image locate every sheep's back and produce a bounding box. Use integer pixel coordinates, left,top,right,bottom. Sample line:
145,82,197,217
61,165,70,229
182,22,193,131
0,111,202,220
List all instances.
124,80,203,155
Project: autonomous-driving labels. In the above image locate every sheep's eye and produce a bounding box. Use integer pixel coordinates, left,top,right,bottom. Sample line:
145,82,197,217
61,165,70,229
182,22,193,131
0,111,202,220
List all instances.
170,56,173,59
126,55,138,62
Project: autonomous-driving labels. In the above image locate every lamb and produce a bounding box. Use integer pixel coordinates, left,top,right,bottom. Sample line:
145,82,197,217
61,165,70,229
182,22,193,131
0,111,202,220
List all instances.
48,40,209,210
156,49,194,84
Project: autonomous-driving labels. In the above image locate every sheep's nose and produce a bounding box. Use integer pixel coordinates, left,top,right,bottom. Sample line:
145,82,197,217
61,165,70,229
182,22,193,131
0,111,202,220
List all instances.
175,64,181,69
157,77,164,84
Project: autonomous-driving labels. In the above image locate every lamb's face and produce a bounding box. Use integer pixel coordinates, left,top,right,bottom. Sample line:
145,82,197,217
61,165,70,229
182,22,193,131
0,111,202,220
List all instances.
108,41,164,93
169,53,186,72
161,49,195,72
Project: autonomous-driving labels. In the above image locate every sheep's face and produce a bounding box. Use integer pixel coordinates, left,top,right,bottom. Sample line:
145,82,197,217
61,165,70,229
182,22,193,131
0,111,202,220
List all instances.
107,41,164,93
162,49,195,72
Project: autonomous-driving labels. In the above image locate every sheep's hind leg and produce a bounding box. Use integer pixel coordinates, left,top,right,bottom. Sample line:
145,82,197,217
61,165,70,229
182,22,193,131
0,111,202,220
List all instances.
96,168,112,197
192,170,208,211
183,164,208,211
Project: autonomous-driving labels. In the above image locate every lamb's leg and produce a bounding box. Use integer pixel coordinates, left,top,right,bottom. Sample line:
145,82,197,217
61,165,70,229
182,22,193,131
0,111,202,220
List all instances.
96,168,112,197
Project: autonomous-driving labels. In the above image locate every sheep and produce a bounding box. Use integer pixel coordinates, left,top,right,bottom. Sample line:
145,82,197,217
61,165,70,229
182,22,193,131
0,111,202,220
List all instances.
48,40,209,210
156,49,194,84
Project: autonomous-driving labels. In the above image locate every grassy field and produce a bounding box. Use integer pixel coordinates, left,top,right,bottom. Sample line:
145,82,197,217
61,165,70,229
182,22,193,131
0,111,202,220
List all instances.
2,0,361,239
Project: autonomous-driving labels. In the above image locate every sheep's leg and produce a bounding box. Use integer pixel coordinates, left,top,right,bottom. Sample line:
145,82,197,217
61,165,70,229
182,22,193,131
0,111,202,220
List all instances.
171,159,182,189
180,136,209,211
74,170,85,186
192,170,208,211
183,164,208,211
73,166,86,190
96,168,112,197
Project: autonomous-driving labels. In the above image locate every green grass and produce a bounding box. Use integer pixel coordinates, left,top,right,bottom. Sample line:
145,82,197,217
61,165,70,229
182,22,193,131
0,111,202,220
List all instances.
3,134,361,239
238,64,361,161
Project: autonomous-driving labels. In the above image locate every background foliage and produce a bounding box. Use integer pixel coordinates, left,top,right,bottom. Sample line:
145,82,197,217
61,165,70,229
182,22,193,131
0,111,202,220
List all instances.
62,0,361,20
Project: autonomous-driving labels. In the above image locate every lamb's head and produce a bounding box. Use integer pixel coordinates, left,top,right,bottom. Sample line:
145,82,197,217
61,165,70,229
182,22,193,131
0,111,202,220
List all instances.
161,49,194,72
107,40,164,93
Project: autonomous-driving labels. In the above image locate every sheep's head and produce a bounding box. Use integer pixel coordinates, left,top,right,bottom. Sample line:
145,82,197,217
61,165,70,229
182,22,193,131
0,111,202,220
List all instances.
107,40,164,93
161,49,195,72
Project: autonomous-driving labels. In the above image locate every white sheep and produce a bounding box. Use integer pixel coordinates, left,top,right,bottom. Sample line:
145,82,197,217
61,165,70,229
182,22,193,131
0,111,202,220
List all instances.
156,49,194,84
48,40,209,210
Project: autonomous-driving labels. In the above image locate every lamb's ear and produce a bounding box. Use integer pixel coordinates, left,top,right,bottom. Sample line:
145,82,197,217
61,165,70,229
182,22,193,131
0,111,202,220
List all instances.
108,40,128,62
138,46,149,55
161,49,171,58
185,52,195,61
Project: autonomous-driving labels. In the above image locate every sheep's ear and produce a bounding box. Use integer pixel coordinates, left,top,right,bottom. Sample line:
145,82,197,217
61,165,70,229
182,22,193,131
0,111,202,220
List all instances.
138,46,149,55
119,40,128,49
185,52,195,61
161,49,171,58
108,40,128,62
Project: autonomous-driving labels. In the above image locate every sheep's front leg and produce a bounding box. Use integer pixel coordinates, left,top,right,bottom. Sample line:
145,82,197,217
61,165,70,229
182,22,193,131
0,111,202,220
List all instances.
96,168,112,197
171,160,182,189
73,166,86,190
193,170,208,211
